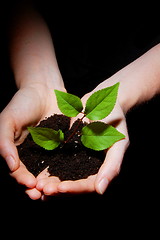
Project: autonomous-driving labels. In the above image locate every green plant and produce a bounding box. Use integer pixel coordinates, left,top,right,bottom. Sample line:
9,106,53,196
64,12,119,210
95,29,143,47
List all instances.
28,82,125,151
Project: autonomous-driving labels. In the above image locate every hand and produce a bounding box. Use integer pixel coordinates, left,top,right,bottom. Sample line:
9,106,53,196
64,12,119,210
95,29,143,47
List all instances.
36,81,129,197
57,97,129,194
0,83,63,199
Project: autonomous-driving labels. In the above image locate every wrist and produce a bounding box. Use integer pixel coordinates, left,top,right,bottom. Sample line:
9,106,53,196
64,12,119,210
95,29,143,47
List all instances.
92,77,139,115
17,79,66,119
16,68,66,92
118,81,139,114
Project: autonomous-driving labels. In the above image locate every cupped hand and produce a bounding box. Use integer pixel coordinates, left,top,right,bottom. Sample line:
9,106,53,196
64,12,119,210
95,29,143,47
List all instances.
0,83,62,199
36,81,129,197
57,99,129,195
4,81,129,200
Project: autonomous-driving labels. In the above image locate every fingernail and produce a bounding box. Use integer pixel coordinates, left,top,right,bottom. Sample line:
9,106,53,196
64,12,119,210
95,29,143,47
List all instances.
41,195,46,201
98,178,109,195
6,156,15,171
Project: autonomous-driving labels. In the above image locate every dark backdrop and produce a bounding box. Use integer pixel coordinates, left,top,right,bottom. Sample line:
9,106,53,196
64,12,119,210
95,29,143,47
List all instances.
0,1,159,233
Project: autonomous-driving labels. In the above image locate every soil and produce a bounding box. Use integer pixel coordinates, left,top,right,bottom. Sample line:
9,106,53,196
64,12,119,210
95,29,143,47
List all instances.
17,114,105,181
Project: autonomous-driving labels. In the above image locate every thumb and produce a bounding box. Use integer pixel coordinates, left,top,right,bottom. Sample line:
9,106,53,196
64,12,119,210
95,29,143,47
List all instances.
95,137,129,194
0,115,20,171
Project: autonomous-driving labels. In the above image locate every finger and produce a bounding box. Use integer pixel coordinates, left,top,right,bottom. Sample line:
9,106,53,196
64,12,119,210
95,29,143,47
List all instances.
58,175,96,194
36,176,60,192
25,188,42,200
0,114,20,171
95,115,129,194
95,136,129,194
10,162,37,188
42,181,60,195
36,168,60,195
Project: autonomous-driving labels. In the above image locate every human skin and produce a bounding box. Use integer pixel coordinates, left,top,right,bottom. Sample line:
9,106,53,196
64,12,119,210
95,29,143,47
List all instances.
0,3,160,199
0,3,66,199
36,44,160,197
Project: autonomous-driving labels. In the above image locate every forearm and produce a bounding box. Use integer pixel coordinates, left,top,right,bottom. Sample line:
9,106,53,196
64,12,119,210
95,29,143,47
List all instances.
9,2,65,90
96,44,160,113
119,44,160,112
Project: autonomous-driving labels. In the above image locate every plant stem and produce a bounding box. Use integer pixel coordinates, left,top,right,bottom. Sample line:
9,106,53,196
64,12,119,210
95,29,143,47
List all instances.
64,115,85,144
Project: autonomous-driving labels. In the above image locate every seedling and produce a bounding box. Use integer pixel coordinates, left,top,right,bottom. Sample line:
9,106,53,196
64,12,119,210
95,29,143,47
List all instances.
28,82,125,151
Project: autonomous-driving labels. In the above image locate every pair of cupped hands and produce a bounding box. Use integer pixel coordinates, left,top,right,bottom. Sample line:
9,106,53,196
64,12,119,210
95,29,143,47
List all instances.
0,79,129,200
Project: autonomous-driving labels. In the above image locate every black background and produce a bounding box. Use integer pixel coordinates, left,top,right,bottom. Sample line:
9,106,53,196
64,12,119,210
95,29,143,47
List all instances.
0,1,159,234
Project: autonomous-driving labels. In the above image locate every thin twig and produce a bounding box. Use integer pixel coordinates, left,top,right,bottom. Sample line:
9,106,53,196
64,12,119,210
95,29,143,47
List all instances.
64,115,85,144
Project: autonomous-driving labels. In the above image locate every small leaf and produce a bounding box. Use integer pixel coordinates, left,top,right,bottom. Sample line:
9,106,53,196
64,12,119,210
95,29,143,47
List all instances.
81,122,125,151
54,90,83,117
84,82,120,120
28,127,64,150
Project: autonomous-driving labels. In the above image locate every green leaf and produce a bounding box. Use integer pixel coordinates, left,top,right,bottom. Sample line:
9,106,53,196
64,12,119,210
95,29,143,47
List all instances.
28,127,64,150
54,90,83,117
84,82,120,120
81,122,125,151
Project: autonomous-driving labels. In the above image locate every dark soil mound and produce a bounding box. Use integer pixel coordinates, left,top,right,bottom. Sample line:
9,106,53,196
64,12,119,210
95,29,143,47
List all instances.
17,114,105,181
